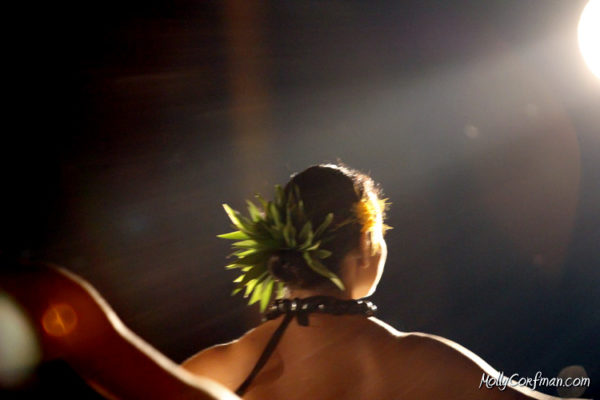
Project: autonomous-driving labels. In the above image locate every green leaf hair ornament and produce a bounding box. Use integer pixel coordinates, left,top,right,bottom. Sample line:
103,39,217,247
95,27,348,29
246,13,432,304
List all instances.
218,184,346,312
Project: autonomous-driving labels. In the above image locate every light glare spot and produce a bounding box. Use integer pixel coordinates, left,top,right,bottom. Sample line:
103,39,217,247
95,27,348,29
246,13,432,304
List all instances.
0,293,41,387
557,365,589,398
578,0,600,79
464,124,479,139
42,303,78,337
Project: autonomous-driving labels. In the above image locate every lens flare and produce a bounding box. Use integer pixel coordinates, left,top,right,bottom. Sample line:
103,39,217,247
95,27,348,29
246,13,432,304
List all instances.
578,0,600,78
42,303,78,337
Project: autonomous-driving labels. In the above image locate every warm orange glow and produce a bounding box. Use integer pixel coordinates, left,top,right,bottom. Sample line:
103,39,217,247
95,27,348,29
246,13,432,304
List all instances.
42,303,78,337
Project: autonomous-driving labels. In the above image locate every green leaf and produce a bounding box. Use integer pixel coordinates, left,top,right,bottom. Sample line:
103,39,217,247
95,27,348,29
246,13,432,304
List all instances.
260,279,274,312
258,221,284,242
222,204,249,232
282,219,296,247
304,240,321,252
252,221,271,238
298,231,315,251
282,224,291,247
332,216,354,231
295,202,306,225
232,248,259,258
235,251,268,266
302,252,345,290
231,287,243,296
224,263,243,270
286,190,296,213
217,231,250,240
269,202,282,228
313,249,332,259
249,281,263,305
231,240,260,248
255,194,268,212
276,281,285,299
234,269,267,291
298,221,313,242
284,206,297,246
314,213,334,238
246,200,262,222
275,185,285,208
238,214,254,231
244,278,259,298
292,184,301,200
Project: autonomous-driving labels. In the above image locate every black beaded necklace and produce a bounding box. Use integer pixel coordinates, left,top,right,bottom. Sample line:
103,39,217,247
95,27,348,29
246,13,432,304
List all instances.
235,296,377,396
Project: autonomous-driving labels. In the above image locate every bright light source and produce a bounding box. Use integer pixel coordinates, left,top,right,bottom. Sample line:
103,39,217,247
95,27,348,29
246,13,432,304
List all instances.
0,293,41,387
579,0,600,79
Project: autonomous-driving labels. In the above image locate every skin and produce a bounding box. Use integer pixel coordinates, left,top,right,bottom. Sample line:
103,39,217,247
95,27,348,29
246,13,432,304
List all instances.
0,236,583,399
1,258,239,400
183,234,575,400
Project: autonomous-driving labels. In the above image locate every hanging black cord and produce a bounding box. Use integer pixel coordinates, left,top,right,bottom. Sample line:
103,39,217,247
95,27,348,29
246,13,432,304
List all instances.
234,296,377,397
235,312,293,396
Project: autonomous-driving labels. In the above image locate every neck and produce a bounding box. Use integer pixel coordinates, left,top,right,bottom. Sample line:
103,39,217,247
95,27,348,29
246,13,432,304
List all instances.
285,287,353,300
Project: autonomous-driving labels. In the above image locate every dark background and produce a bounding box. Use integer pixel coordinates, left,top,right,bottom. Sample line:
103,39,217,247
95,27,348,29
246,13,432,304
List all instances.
3,0,599,398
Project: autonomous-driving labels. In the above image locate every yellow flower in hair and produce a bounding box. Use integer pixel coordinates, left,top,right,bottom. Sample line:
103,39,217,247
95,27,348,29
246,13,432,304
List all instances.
355,198,377,234
354,196,392,235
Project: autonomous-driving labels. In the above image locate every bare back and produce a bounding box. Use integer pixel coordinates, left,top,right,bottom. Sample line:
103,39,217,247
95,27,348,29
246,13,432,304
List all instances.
183,315,562,400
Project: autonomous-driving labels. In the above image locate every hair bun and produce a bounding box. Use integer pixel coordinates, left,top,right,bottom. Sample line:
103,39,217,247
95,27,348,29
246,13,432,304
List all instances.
267,250,309,285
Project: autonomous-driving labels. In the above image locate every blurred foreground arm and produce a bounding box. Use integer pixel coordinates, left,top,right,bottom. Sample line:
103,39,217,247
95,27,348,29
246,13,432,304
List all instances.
0,257,239,400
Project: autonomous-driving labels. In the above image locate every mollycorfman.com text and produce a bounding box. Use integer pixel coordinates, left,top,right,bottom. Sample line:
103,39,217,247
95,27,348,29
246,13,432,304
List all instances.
479,371,590,392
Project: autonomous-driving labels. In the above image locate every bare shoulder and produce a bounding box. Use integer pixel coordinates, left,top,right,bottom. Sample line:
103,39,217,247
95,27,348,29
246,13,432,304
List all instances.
182,340,233,371
181,322,278,391
416,333,583,399
183,339,248,391
365,318,568,400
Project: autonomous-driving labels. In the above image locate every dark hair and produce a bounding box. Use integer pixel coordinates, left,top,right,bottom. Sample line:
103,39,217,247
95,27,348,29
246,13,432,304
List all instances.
267,164,383,290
